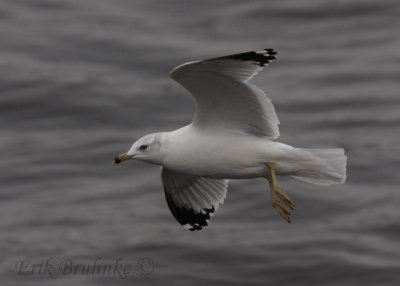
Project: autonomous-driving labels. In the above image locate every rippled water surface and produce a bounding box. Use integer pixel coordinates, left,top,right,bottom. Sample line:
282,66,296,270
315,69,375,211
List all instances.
1,0,400,285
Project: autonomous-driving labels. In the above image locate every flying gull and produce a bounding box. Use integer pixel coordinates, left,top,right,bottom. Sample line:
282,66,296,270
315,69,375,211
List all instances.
112,49,347,231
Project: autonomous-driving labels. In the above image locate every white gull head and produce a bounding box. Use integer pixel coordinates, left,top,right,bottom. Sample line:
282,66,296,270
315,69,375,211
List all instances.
113,132,168,165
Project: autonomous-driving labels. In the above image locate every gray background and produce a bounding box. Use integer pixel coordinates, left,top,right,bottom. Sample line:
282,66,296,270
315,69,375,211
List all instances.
1,0,399,285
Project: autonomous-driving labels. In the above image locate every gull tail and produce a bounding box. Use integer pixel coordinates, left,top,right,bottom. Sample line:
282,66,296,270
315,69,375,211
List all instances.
292,148,347,186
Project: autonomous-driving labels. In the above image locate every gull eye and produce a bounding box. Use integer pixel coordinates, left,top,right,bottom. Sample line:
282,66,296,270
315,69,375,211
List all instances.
139,145,148,151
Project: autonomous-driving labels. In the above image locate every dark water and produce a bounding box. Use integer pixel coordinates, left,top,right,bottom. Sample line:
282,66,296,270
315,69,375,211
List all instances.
2,0,400,285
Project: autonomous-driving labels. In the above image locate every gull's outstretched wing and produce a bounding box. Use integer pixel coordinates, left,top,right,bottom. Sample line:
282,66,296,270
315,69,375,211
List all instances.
161,168,228,231
170,49,280,138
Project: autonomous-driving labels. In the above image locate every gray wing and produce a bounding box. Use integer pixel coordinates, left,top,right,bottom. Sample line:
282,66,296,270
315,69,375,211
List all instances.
170,49,280,139
161,168,228,231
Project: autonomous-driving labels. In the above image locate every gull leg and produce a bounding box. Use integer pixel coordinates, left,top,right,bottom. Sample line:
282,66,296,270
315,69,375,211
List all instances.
267,162,295,223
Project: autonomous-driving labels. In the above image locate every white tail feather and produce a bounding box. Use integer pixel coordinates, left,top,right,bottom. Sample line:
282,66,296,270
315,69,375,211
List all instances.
292,148,347,186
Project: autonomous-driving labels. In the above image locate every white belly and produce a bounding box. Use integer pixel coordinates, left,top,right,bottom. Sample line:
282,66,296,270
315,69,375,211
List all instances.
164,152,270,179
161,126,295,179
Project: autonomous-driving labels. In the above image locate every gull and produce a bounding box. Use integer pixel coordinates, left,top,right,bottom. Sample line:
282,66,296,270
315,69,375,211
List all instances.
112,49,347,231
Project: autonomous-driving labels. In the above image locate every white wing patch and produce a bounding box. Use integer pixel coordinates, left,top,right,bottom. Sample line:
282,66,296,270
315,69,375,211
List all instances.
170,49,280,139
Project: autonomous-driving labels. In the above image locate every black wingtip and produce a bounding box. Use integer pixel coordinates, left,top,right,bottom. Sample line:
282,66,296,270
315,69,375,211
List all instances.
208,48,278,67
164,191,215,231
265,48,277,55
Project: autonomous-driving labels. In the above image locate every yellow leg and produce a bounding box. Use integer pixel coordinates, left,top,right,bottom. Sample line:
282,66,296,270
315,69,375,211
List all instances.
267,162,295,223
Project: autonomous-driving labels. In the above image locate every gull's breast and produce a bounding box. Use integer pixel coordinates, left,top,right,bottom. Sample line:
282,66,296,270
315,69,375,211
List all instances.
161,126,272,179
